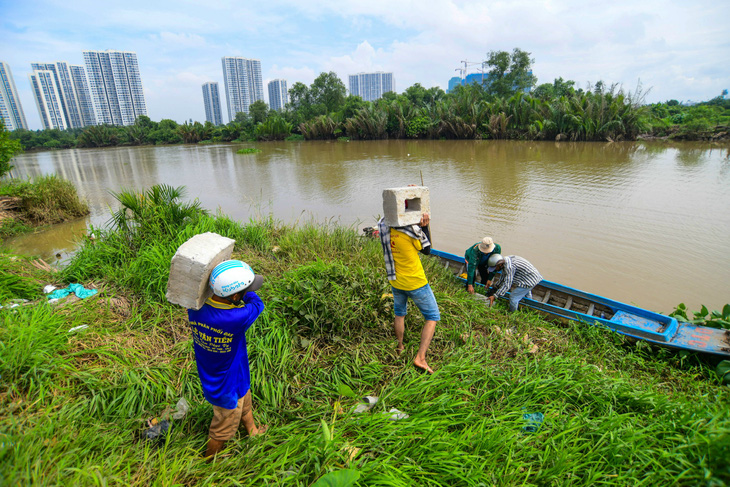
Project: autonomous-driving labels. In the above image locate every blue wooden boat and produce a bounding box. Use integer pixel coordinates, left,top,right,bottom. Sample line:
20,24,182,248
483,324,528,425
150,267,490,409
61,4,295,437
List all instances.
430,249,730,357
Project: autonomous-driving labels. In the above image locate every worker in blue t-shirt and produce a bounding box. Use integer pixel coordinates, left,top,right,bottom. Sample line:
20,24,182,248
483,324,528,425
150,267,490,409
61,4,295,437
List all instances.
188,260,267,458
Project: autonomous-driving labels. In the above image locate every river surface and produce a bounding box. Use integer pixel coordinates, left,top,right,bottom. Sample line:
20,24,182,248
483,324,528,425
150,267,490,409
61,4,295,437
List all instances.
5,140,730,314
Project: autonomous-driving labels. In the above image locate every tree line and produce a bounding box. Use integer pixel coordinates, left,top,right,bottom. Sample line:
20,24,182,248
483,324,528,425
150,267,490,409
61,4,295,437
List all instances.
8,49,729,151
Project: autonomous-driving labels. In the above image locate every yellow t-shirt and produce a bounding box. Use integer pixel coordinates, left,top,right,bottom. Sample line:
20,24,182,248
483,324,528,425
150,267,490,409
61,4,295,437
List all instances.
390,228,428,291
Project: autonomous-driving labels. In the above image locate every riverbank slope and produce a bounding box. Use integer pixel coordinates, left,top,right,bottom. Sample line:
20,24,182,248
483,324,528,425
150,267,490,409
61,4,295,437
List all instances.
1,190,728,485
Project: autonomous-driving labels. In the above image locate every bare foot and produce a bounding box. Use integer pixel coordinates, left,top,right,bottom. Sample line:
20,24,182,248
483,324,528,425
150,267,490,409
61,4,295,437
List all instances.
413,358,434,374
249,424,269,437
396,344,404,354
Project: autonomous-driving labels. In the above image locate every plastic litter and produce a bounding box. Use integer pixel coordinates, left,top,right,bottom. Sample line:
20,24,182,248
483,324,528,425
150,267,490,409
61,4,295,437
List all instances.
0,299,29,310
47,283,98,300
144,397,189,441
144,419,171,440
68,325,88,333
387,408,409,421
172,397,190,420
352,395,378,414
43,285,57,294
522,412,544,433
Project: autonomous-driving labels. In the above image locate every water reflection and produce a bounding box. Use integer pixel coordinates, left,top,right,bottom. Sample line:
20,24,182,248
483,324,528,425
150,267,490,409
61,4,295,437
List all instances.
6,140,730,313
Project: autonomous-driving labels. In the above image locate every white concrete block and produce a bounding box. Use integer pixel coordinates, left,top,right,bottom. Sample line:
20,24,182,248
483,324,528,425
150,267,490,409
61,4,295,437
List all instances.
166,232,235,310
382,186,430,227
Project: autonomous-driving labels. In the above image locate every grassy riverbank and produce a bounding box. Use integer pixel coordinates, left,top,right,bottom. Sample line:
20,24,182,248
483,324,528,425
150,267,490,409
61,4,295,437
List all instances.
0,175,90,239
1,188,729,486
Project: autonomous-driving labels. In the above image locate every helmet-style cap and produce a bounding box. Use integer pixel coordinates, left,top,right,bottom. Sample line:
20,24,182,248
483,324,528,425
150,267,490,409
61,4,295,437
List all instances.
487,253,503,267
209,260,264,298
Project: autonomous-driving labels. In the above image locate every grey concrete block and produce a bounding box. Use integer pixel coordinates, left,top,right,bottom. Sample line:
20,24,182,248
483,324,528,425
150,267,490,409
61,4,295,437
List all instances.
382,186,430,227
166,232,235,310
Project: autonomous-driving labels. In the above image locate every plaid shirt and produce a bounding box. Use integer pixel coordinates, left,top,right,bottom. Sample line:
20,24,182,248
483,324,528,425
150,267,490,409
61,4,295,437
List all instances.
378,218,431,281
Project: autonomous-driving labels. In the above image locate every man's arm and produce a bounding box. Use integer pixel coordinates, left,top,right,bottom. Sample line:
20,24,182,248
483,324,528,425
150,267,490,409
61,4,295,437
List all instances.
241,292,265,332
419,225,432,255
494,259,513,297
464,245,478,286
418,212,432,255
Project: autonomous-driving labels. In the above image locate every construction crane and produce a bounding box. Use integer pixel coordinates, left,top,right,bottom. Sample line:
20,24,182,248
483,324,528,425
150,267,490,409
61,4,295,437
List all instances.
459,60,488,85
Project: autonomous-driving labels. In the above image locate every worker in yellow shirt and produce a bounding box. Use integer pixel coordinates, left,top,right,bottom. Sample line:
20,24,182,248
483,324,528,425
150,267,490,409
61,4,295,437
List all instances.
377,212,439,374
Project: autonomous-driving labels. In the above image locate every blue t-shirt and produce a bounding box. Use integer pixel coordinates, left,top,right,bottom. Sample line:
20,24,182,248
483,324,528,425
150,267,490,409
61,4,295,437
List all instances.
187,292,264,409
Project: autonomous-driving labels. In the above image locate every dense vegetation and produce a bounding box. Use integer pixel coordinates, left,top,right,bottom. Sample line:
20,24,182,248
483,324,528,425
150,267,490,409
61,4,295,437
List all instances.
8,49,729,150
1,185,728,485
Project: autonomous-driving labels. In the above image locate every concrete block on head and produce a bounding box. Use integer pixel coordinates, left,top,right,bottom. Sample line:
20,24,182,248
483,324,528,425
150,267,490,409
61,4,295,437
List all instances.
166,232,236,310
382,186,430,227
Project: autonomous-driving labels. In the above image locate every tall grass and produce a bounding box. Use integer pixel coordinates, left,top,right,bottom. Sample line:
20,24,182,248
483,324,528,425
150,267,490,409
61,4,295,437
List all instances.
1,187,729,485
0,174,89,227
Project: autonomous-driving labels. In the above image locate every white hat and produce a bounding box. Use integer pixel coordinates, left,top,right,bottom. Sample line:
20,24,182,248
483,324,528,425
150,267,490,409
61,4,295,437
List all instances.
478,237,495,253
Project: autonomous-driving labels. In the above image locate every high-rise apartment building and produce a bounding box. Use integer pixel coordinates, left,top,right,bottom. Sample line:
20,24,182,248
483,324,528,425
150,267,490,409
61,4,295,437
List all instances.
29,69,67,130
0,62,28,130
348,72,395,102
69,65,97,127
29,62,90,129
202,82,223,126
221,56,264,121
267,79,288,111
83,50,147,126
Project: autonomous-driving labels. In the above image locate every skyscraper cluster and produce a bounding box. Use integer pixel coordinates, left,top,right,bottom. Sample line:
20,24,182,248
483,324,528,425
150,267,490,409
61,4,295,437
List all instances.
2,50,148,131
348,72,395,102
202,57,288,125
5,50,401,131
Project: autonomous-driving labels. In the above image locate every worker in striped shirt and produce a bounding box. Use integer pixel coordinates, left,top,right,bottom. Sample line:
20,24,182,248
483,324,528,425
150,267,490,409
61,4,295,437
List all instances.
487,255,543,312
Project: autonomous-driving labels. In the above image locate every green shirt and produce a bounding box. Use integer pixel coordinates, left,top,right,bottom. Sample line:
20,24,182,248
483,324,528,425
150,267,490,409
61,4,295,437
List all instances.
464,243,502,286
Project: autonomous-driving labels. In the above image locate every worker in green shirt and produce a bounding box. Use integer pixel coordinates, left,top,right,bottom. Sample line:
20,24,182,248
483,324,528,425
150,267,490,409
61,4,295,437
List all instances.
464,237,502,294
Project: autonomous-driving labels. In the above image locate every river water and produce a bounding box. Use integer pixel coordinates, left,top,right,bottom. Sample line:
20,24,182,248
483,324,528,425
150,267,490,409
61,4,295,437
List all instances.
5,140,730,314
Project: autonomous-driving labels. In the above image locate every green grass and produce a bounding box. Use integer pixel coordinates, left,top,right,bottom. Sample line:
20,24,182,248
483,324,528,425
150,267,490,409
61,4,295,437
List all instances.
236,147,261,154
1,187,729,486
0,175,89,238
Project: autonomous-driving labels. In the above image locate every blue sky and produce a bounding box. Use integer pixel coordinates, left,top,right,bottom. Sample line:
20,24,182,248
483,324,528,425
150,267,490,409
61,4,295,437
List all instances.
2,0,728,130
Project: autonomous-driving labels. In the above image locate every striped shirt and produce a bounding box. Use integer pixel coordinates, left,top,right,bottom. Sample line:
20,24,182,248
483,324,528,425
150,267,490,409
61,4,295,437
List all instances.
493,256,543,298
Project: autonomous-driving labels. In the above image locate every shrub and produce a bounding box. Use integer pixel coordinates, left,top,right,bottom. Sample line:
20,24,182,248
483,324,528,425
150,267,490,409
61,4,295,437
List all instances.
1,175,89,225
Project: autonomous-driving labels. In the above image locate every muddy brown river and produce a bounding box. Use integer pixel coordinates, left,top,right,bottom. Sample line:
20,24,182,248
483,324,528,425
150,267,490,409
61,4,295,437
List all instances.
5,140,730,314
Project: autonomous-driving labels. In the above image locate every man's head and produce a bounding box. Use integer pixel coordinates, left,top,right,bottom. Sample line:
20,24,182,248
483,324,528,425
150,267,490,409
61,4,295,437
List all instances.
478,237,495,254
487,253,504,272
210,260,264,303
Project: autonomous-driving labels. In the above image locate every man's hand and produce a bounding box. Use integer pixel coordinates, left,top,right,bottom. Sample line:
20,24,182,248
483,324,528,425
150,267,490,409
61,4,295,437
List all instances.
467,284,475,294
488,295,496,306
419,212,430,227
